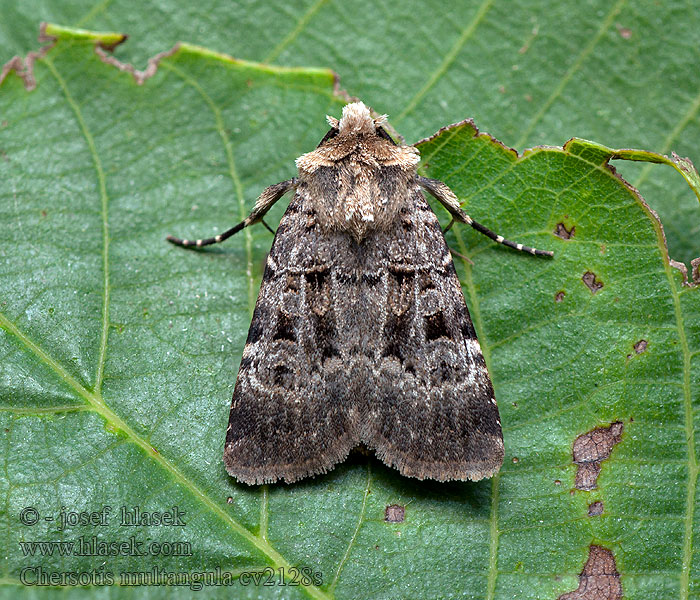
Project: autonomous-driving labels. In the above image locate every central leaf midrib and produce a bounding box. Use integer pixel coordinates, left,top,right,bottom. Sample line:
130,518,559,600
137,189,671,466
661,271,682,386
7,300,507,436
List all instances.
0,310,330,599
158,61,256,313
156,60,301,587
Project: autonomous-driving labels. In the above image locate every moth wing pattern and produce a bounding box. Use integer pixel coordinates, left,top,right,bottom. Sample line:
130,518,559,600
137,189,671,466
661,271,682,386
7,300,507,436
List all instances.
362,188,504,481
224,182,504,484
169,102,552,485
224,190,361,485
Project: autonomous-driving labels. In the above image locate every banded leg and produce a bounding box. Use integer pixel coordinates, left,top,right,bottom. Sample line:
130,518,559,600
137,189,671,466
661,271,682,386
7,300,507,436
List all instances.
417,176,553,258
166,178,297,248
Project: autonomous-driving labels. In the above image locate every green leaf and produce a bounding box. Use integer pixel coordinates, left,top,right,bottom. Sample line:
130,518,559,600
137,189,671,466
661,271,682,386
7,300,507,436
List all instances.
1,1,698,267
417,122,699,598
1,21,699,600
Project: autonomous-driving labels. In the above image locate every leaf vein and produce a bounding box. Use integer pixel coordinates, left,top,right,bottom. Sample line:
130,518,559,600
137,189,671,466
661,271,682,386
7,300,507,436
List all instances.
44,57,111,394
513,0,627,148
263,0,329,63
0,313,329,600
395,0,495,124
331,462,372,592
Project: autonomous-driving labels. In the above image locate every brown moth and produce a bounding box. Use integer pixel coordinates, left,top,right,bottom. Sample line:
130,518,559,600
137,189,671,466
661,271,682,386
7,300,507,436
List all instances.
167,102,552,485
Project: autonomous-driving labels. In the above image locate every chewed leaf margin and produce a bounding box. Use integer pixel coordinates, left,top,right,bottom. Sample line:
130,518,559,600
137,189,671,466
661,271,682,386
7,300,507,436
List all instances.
415,119,700,286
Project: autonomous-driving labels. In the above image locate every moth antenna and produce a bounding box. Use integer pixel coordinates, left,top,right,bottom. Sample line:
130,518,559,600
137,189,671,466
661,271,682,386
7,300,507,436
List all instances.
166,178,296,249
417,176,553,257
366,106,404,144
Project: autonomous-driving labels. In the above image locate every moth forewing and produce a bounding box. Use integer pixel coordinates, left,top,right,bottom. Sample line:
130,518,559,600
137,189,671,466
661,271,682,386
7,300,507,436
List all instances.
167,101,552,484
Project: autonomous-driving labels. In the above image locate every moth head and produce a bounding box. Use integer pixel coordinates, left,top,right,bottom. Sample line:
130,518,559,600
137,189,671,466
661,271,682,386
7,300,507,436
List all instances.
338,101,378,135
318,101,394,146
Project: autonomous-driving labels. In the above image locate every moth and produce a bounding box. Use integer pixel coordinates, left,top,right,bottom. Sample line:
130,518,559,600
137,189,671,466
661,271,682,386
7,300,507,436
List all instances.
167,102,552,485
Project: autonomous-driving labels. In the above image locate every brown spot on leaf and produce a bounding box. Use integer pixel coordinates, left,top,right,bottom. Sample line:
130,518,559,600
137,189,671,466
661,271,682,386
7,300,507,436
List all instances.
627,339,648,361
692,258,700,285
554,479,562,486
512,456,519,464
555,291,566,303
573,422,623,491
616,25,632,39
554,223,576,239
582,271,603,294
226,497,233,504
558,545,621,600
634,339,647,354
384,504,405,523
97,34,128,53
588,501,604,516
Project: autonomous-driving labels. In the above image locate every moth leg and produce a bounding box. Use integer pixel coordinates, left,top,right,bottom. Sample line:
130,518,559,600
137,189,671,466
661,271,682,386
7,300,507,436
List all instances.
417,175,553,257
449,247,474,266
166,178,297,248
442,217,455,233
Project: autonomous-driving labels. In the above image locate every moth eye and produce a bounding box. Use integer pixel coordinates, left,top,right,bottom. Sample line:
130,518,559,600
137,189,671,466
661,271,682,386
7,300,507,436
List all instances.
316,127,339,147
375,126,397,145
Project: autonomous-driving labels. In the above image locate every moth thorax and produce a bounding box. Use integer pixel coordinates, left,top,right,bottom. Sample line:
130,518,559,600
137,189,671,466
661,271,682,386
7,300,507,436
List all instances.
342,202,379,242
343,166,373,230
328,163,397,241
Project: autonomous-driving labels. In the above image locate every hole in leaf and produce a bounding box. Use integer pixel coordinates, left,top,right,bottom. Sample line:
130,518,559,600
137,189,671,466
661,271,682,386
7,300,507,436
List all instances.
588,501,604,516
554,222,575,239
384,504,405,523
582,271,604,294
572,421,623,491
634,339,648,354
558,545,621,600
